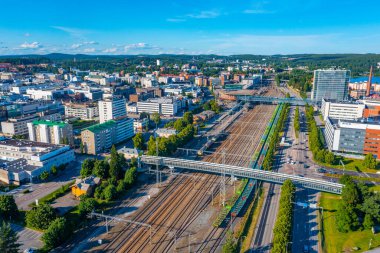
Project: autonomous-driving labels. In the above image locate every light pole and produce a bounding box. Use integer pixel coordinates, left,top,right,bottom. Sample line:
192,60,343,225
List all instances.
286,242,293,253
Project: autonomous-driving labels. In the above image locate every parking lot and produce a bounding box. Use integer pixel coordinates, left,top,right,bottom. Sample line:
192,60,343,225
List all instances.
11,223,43,252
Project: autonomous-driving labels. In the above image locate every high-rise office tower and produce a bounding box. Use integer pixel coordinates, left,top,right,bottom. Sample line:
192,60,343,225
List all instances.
311,69,350,102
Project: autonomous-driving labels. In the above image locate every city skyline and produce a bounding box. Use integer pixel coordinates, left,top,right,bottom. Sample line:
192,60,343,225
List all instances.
1,0,380,55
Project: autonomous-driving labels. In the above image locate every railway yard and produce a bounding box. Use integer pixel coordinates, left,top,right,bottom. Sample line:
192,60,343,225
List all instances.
86,89,279,253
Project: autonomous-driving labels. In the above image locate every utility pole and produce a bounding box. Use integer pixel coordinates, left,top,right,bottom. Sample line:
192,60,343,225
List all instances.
340,160,345,175
155,130,160,187
220,149,226,206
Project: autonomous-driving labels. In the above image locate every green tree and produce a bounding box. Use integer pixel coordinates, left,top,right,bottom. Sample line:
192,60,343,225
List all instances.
103,185,117,201
80,158,95,177
325,152,335,164
361,194,380,222
93,160,109,179
40,171,49,181
124,167,137,186
116,180,128,193
80,142,84,154
335,204,360,233
26,204,56,230
78,196,97,217
0,222,20,253
147,136,157,155
133,133,145,150
364,153,377,169
109,146,125,180
51,165,58,175
341,182,361,207
183,112,194,125
363,214,375,230
151,112,161,128
0,195,18,220
222,231,237,253
42,217,69,250
140,112,149,120
173,119,187,132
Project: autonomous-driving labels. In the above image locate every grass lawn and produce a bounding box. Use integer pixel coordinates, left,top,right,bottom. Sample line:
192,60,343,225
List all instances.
316,156,380,174
320,193,380,252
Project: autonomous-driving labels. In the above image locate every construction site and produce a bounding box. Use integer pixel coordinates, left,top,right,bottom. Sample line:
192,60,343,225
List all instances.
86,88,282,253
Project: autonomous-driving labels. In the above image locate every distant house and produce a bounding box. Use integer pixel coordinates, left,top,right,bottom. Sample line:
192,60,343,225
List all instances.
194,110,215,124
71,176,100,197
119,147,140,160
156,128,177,138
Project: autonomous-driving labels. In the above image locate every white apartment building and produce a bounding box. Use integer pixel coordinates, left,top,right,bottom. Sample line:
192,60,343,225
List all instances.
321,98,365,121
1,114,38,136
27,120,73,146
98,96,127,123
64,103,99,120
137,97,178,116
26,89,66,100
0,137,75,184
141,77,158,88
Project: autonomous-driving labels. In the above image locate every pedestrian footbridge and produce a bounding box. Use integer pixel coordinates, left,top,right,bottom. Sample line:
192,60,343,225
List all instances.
140,155,343,194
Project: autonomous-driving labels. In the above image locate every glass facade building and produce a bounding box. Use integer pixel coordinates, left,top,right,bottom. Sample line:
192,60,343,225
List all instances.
311,69,350,102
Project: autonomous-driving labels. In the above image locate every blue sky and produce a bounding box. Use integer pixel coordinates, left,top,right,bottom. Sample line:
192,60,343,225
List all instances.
1,0,380,55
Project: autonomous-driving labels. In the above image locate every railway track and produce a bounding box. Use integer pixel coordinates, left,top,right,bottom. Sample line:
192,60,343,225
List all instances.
96,91,277,253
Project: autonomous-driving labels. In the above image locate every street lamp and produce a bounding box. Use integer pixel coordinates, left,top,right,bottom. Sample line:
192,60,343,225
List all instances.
286,242,293,253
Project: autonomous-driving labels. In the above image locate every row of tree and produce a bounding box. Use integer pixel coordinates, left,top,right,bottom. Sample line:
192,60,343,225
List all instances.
80,146,138,201
336,175,380,232
145,113,195,156
294,106,300,136
305,105,336,165
203,99,221,113
262,103,290,171
272,180,295,252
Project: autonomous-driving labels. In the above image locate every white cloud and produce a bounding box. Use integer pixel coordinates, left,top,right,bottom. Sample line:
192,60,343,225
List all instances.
166,18,186,23
83,48,96,53
19,42,41,49
243,9,275,14
83,41,98,45
51,26,91,39
103,47,118,53
71,43,83,49
186,10,220,19
71,41,99,49
124,43,160,52
24,33,31,37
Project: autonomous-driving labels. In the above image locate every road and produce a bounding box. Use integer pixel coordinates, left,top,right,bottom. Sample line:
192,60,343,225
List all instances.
10,154,90,210
250,105,291,252
288,106,319,253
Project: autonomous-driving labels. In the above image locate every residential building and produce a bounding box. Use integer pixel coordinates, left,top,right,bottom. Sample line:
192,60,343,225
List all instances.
98,96,127,123
114,117,135,144
321,99,365,121
0,137,75,184
81,117,134,155
137,97,178,116
133,118,149,132
311,69,350,102
119,147,139,160
71,176,100,197
81,121,117,155
27,120,73,146
64,103,99,120
1,114,38,136
156,128,177,138
325,118,380,158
